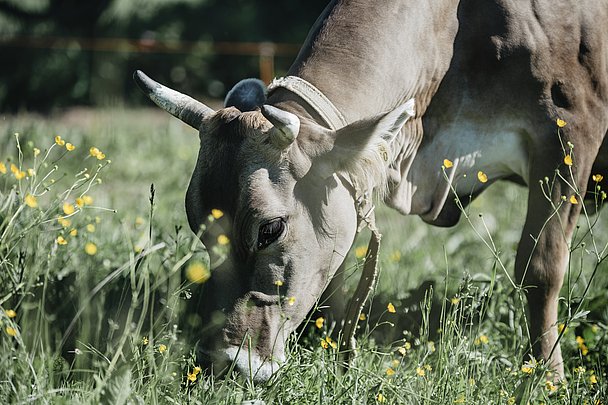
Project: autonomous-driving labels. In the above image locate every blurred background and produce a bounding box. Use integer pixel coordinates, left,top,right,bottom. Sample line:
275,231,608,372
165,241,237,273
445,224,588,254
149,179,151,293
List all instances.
0,0,329,112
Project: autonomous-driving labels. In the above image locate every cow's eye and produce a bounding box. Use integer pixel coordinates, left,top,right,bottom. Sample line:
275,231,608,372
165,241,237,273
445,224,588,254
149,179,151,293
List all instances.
257,218,286,250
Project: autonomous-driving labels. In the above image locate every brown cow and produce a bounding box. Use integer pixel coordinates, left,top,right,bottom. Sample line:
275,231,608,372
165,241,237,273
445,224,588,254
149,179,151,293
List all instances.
135,0,608,381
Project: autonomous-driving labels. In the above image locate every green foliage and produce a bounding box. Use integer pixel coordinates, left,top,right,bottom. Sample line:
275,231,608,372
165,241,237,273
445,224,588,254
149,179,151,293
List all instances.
1,110,607,403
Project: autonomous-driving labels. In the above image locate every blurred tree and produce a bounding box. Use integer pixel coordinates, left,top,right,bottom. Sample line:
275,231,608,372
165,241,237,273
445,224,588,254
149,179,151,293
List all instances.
0,0,329,111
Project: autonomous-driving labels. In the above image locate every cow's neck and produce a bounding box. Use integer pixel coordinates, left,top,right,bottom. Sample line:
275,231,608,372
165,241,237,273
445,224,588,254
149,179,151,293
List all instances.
287,0,460,122
283,0,461,215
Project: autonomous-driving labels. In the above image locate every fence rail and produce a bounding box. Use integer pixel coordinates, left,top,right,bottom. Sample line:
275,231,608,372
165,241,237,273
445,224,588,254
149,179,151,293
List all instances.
0,36,302,83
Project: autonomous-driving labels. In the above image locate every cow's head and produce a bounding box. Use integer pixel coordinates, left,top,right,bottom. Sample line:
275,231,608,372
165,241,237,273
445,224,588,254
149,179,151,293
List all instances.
134,71,413,381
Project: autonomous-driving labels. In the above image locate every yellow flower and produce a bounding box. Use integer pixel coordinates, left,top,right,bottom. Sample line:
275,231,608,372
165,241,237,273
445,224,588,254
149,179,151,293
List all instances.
315,317,325,329
404,342,411,350
58,217,71,228
359,313,367,321
142,336,149,345
193,366,202,374
69,229,78,237
82,195,93,205
454,395,466,404
14,170,25,180
564,154,573,166
397,347,407,356
286,296,296,306
521,358,537,374
507,397,516,405
545,380,557,392
135,217,145,227
321,336,337,350
589,374,598,384
89,147,105,160
0,162,6,174
451,297,460,305
76,198,84,208
386,367,395,376
477,171,488,183
65,143,75,151
558,323,567,334
274,280,284,287
391,359,400,368
416,367,425,377
387,302,396,313
569,195,578,204
158,344,167,353
479,335,489,344
63,202,75,215
377,393,386,403
24,194,38,208
556,118,567,128
55,135,65,146
424,364,432,371
5,326,17,337
84,242,97,255
443,159,453,168
27,168,35,177
217,234,230,245
33,148,40,157
593,174,604,182
56,236,68,245
573,366,586,375
355,245,367,259
5,309,16,318
187,372,197,382
86,224,96,233
186,261,210,284
211,208,224,219
390,250,401,262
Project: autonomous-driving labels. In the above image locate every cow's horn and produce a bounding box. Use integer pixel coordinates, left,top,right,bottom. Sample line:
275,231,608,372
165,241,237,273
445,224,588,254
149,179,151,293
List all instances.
261,105,300,147
133,70,214,130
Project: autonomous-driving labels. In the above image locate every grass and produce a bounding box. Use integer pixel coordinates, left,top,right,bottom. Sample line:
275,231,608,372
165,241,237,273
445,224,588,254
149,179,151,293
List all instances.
1,108,607,404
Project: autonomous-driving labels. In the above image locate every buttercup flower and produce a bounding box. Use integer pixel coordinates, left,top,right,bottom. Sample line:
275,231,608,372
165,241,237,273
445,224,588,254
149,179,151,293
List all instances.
387,302,396,313
186,261,210,284
564,155,573,166
55,135,65,146
355,245,367,259
56,236,68,245
5,309,16,318
211,208,224,219
24,194,38,208
84,242,97,255
65,143,75,151
63,202,75,215
443,159,453,168
217,234,230,245
477,171,488,183
556,118,567,128
0,162,6,174
315,317,325,329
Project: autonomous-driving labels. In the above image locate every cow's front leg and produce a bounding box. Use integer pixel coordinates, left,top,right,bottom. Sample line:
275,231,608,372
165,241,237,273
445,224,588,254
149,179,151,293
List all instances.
515,143,592,379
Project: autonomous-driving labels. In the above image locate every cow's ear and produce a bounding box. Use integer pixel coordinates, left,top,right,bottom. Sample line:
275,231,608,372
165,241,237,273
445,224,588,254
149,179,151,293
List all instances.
224,79,267,112
314,99,415,182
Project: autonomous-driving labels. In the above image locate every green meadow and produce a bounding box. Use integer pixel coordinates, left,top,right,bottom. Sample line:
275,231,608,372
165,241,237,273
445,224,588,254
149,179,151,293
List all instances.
1,109,606,404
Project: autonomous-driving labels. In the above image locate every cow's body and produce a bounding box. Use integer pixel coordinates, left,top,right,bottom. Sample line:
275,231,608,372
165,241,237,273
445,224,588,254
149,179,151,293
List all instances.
136,0,608,381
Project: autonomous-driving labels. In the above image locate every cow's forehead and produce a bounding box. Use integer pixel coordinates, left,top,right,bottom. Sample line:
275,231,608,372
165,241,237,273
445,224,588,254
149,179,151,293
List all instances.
194,108,297,217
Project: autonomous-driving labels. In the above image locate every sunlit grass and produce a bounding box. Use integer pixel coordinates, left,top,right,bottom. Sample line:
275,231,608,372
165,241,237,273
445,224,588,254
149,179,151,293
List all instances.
0,109,606,403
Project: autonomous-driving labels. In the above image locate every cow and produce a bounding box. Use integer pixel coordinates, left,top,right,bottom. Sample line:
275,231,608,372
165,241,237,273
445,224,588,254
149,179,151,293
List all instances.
134,0,608,382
